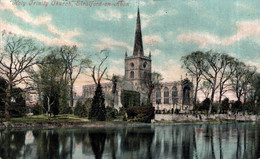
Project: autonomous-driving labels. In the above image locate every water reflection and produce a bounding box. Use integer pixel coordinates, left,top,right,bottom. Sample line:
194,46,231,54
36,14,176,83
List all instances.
0,122,259,159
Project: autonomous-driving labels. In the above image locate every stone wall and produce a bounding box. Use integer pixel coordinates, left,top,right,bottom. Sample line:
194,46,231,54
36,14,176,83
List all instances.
154,114,260,122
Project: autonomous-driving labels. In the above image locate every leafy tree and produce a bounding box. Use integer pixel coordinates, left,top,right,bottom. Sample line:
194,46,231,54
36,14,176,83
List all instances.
32,53,65,116
0,31,44,120
89,82,106,121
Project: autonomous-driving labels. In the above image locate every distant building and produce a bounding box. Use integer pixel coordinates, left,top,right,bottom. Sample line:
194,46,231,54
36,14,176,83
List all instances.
25,90,39,107
82,8,193,112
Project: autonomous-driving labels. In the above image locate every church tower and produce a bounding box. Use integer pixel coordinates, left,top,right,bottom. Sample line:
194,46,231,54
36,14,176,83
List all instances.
125,8,151,88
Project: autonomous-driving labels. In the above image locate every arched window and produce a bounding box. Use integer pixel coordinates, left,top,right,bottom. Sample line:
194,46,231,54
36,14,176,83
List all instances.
164,87,169,104
156,88,161,104
130,71,134,79
172,86,178,104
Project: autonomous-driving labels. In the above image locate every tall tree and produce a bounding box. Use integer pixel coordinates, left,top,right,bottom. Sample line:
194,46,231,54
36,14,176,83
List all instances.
231,62,256,102
59,45,91,108
0,31,44,120
181,51,204,105
199,51,236,114
89,82,106,121
27,53,65,116
217,54,238,112
39,54,64,116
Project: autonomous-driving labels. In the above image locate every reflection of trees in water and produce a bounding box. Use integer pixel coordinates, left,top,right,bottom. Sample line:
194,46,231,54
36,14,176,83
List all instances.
89,129,107,159
31,129,75,159
121,127,155,159
0,123,260,158
0,130,25,159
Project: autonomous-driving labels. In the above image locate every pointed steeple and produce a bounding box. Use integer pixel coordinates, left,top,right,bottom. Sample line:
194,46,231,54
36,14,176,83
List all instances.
133,7,144,56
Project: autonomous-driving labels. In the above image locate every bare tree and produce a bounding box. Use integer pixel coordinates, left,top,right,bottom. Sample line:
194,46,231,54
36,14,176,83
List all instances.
182,51,204,105
59,45,91,108
0,31,44,120
89,50,109,85
199,81,212,99
199,51,236,114
231,62,256,102
217,54,238,112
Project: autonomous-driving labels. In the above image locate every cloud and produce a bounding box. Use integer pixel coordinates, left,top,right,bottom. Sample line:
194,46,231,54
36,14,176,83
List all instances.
178,19,260,47
178,32,222,47
94,37,132,51
143,35,163,45
0,0,80,46
128,9,178,28
223,20,260,45
96,9,121,21
0,18,80,46
0,1,51,25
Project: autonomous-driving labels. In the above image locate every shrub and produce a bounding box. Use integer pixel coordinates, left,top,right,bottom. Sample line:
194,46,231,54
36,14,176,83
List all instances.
198,98,210,111
74,100,88,117
126,106,155,123
106,107,118,120
32,105,44,115
59,106,73,114
232,101,243,113
244,103,259,115
221,98,229,113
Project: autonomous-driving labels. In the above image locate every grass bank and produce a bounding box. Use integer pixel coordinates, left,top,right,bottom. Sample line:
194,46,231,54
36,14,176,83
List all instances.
0,114,149,129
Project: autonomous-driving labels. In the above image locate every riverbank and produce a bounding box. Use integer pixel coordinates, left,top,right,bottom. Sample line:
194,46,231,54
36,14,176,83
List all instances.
0,114,259,129
0,114,151,129
154,114,260,122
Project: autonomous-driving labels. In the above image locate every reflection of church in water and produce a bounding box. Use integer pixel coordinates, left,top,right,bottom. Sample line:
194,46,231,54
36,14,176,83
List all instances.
82,8,193,112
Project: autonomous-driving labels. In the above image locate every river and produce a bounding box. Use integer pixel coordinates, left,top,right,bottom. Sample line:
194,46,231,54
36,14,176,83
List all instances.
0,122,259,159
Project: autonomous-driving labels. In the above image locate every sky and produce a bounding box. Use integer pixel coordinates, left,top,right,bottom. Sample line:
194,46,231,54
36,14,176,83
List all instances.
1,0,260,95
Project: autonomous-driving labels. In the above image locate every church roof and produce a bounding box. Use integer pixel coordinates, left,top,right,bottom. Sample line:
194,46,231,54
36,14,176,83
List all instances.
133,8,144,56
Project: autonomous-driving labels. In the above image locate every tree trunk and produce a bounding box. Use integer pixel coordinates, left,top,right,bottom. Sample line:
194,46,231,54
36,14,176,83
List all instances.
218,88,223,114
70,84,73,108
193,78,199,105
5,83,12,121
208,81,216,114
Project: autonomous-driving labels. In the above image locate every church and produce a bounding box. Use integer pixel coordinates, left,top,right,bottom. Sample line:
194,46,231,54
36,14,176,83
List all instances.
82,8,194,113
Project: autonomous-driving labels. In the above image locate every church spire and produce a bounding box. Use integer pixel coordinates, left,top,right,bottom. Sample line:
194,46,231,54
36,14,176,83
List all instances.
133,7,144,56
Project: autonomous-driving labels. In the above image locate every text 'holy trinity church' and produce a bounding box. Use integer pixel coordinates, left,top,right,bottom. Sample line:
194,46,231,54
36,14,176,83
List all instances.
82,8,193,112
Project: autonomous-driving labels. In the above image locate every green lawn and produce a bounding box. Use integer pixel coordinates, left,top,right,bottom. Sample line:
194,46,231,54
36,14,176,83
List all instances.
10,114,90,124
